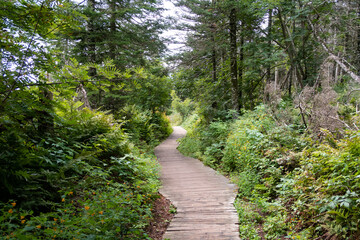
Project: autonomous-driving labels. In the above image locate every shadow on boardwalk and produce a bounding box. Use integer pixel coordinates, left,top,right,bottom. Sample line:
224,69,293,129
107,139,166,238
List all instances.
155,126,240,240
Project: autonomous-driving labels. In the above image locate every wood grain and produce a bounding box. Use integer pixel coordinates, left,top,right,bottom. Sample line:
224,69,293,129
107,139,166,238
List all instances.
155,126,240,240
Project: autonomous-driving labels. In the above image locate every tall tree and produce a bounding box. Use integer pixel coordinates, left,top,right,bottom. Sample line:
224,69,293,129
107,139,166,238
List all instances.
73,0,168,69
229,6,239,114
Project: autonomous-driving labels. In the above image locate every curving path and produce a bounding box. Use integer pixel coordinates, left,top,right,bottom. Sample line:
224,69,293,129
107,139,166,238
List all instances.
155,126,240,240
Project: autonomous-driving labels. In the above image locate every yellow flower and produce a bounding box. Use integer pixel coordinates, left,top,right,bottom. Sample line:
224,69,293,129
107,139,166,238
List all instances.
68,192,73,195
62,198,65,202
92,192,96,195
54,218,58,222
20,216,25,220
21,220,26,224
11,202,16,207
84,206,90,210
36,225,41,229
99,211,103,215
8,209,13,214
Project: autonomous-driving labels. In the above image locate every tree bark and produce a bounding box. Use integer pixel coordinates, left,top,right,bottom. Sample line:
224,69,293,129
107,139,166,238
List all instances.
266,8,273,84
87,0,96,63
278,9,304,88
239,29,244,111
229,7,239,116
211,30,217,82
110,0,116,60
357,1,360,74
76,83,91,110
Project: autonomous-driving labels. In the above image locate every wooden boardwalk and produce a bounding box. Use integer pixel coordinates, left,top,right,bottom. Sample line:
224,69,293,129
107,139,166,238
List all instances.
155,126,240,240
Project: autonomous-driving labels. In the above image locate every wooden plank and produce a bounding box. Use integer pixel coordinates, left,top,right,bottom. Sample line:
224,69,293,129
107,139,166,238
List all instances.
155,126,240,240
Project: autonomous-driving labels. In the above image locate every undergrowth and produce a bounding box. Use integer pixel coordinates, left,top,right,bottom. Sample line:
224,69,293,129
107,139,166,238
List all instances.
177,104,360,239
0,100,172,239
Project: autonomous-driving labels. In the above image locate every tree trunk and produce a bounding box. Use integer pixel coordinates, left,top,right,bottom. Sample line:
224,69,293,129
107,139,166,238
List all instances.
76,83,91,110
267,8,273,84
307,16,360,83
357,1,360,74
38,87,54,135
278,9,304,88
110,0,116,60
211,32,217,82
211,0,217,83
229,7,239,116
239,30,244,111
87,0,96,63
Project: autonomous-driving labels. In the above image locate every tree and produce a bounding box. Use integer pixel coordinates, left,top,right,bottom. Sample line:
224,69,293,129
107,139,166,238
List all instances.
72,0,168,69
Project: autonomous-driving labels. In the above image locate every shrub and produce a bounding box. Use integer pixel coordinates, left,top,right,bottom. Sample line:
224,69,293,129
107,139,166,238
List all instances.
0,99,165,239
120,105,172,146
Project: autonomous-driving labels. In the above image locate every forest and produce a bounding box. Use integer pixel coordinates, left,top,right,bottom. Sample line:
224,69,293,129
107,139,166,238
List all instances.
1,0,360,239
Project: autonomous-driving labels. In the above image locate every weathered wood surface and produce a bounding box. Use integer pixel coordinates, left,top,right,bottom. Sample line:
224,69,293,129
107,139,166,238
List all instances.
155,126,240,240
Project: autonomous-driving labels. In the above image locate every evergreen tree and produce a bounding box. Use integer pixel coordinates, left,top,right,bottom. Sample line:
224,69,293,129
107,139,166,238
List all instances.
72,0,169,69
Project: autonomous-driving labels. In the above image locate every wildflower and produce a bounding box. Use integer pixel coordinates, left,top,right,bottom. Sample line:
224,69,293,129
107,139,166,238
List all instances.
99,211,103,215
54,218,58,222
36,225,41,229
84,206,90,210
21,220,26,224
61,219,65,223
69,192,73,195
62,198,65,202
20,216,25,219
92,192,96,195
107,182,109,185
8,209,13,214
11,202,16,207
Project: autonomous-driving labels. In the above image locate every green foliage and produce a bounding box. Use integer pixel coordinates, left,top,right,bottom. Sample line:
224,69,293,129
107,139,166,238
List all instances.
0,96,171,238
120,105,172,146
170,91,195,124
72,0,168,69
0,174,158,239
178,115,231,167
0,0,171,238
179,102,360,239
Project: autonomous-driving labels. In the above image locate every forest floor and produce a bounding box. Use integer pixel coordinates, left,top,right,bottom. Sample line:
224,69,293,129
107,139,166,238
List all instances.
146,194,175,240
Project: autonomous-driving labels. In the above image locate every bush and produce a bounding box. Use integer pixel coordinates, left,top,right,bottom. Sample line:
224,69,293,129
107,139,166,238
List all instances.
170,91,195,124
0,99,166,239
178,102,360,239
120,105,172,146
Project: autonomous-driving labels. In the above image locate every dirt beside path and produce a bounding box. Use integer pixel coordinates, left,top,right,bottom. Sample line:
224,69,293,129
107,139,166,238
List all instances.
155,126,240,240
146,194,175,240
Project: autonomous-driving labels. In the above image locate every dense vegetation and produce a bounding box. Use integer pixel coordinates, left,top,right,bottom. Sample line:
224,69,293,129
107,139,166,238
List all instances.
2,0,360,239
171,0,360,239
1,0,172,239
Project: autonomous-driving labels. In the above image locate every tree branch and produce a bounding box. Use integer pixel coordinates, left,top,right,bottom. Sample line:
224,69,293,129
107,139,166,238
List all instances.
307,17,360,83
